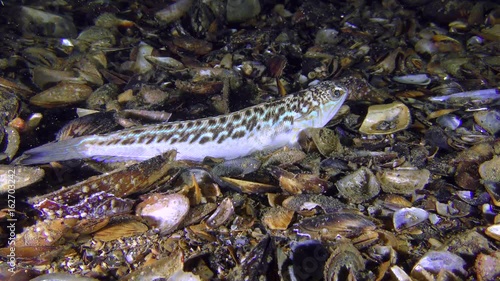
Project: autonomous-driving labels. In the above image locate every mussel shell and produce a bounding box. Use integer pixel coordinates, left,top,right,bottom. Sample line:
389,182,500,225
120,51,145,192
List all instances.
218,177,279,194
359,102,411,135
30,82,93,108
335,167,380,203
206,197,234,228
0,165,45,193
376,169,430,194
93,219,148,242
212,157,261,177
436,114,461,130
473,110,500,135
324,242,365,281
18,6,77,37
483,181,500,207
429,88,500,106
300,128,344,157
479,156,500,182
262,206,294,230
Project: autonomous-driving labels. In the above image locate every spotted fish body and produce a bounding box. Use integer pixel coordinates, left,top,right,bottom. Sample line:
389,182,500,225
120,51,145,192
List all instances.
21,81,348,165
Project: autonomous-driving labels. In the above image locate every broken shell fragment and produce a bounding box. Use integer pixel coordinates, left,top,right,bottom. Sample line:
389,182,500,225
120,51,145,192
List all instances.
181,203,218,227
336,167,380,203
262,206,294,230
376,169,430,194
454,142,494,164
324,242,365,281
175,80,223,95
30,273,99,281
302,127,344,157
359,102,411,134
393,207,429,231
212,157,261,177
411,251,467,280
435,200,471,218
280,172,329,194
4,126,20,161
282,194,346,214
121,248,190,281
479,156,500,182
135,193,190,235
262,148,306,167
0,165,44,193
205,197,234,229
393,74,431,85
454,161,481,190
390,265,412,281
294,212,376,240
0,218,78,260
172,36,213,56
440,229,492,260
436,114,461,130
145,55,184,69
93,219,148,242
270,167,330,194
483,181,500,207
474,110,500,135
367,244,396,265
475,252,500,281
219,177,279,194
226,236,273,281
130,42,154,74
18,6,77,38
485,224,500,241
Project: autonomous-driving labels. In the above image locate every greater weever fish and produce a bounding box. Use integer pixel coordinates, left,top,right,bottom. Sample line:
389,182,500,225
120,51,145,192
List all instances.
20,80,348,164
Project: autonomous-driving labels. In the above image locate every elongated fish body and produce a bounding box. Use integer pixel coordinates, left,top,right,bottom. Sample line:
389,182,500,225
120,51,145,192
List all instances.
20,81,348,165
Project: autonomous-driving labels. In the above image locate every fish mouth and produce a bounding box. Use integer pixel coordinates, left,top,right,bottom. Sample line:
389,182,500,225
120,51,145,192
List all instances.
316,92,348,127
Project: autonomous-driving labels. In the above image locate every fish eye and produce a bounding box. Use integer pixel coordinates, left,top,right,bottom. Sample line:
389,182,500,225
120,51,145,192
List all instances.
333,89,341,98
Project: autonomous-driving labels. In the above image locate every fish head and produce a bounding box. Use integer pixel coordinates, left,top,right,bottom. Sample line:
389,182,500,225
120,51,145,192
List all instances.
300,81,349,127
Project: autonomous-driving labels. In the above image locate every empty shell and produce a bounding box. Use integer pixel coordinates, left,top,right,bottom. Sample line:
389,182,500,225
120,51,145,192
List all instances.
359,102,411,134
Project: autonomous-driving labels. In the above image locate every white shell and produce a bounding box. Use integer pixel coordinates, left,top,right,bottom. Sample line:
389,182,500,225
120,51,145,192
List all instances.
393,74,431,85
390,265,412,281
393,207,429,231
136,193,190,235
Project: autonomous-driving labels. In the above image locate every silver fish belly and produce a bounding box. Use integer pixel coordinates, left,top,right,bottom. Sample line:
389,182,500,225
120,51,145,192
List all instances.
20,81,348,165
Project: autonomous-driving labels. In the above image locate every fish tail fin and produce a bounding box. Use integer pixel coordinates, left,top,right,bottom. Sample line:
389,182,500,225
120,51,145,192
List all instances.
19,137,89,165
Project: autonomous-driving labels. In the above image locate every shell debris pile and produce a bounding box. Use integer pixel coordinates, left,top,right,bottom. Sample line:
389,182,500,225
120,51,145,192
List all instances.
0,0,500,280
